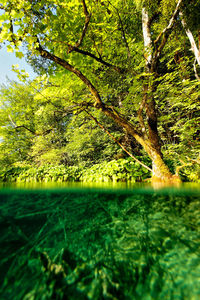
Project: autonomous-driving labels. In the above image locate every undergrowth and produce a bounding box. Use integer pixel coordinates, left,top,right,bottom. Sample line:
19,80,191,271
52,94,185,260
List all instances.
0,157,199,183
0,158,152,183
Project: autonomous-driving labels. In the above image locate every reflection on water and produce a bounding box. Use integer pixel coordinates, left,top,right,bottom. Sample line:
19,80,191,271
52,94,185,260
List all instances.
0,184,200,299
0,180,200,192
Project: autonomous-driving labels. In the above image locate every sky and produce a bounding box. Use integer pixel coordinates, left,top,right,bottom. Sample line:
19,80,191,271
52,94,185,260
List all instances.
0,45,36,85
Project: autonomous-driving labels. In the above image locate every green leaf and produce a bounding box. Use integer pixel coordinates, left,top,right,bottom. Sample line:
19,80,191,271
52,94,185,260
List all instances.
7,45,14,53
15,51,24,58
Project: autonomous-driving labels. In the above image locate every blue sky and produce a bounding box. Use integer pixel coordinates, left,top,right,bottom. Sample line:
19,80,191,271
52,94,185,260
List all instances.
0,45,36,85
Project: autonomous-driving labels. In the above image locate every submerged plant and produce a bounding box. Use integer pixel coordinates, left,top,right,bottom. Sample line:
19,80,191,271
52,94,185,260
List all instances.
0,188,200,299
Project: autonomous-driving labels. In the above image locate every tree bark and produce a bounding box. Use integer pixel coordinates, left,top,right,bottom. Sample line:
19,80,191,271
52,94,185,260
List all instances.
180,12,200,81
142,8,162,154
180,12,200,66
139,7,180,182
143,145,173,182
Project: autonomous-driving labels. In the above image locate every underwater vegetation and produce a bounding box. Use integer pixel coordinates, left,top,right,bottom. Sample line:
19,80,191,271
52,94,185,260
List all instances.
0,187,200,299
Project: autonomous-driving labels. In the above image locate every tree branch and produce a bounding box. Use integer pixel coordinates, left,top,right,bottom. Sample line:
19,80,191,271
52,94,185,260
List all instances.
85,109,152,172
67,45,124,73
142,7,153,67
193,59,200,81
63,0,125,72
180,11,200,66
175,156,200,176
8,114,17,128
107,0,131,59
36,39,145,146
175,159,192,176
186,156,200,165
8,114,36,135
36,38,104,109
74,0,91,48
47,37,125,72
154,0,183,58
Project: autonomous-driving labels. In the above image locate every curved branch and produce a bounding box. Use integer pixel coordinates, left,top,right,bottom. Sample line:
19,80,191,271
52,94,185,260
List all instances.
175,160,192,176
9,114,36,135
67,45,124,73
85,110,152,172
180,11,200,66
175,156,200,177
36,39,144,145
63,0,125,73
75,0,91,48
37,39,103,109
154,0,183,58
193,59,200,81
47,37,125,72
107,0,130,59
154,0,183,45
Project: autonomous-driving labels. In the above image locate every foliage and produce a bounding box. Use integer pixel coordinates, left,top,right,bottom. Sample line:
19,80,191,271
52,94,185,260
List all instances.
0,0,200,181
179,164,200,183
0,82,36,166
0,157,152,183
1,156,198,184
81,157,151,183
64,112,122,167
0,165,82,183
0,75,127,169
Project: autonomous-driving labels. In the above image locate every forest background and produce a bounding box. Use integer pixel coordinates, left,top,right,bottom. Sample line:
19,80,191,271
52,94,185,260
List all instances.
0,0,199,183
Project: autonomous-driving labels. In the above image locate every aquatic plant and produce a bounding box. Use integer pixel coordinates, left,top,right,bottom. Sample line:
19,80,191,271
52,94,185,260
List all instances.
0,188,200,299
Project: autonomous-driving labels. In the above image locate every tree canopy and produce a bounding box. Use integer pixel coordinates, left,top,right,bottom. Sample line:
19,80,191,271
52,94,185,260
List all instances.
0,0,200,182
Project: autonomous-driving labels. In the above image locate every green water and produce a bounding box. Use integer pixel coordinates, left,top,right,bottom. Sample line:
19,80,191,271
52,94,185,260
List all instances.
0,184,200,300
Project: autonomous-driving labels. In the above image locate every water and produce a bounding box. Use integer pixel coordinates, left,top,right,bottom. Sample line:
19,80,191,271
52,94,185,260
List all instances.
0,184,200,299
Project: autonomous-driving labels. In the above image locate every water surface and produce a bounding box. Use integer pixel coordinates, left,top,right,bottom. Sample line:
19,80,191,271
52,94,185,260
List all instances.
0,183,200,299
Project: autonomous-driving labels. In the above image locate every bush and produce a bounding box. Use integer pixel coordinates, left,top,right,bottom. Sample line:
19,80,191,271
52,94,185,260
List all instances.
0,157,152,183
80,157,151,183
0,165,83,183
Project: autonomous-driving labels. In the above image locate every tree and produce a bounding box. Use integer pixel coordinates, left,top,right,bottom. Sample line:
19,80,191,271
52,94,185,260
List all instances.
179,1,200,80
0,82,36,166
0,0,199,182
0,78,123,168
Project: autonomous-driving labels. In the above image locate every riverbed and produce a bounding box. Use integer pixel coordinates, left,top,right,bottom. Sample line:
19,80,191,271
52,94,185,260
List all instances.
0,183,200,299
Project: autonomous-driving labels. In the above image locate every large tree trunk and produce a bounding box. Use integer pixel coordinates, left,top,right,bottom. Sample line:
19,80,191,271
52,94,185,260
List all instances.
139,6,182,183
135,136,177,182
103,106,177,182
143,143,174,182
